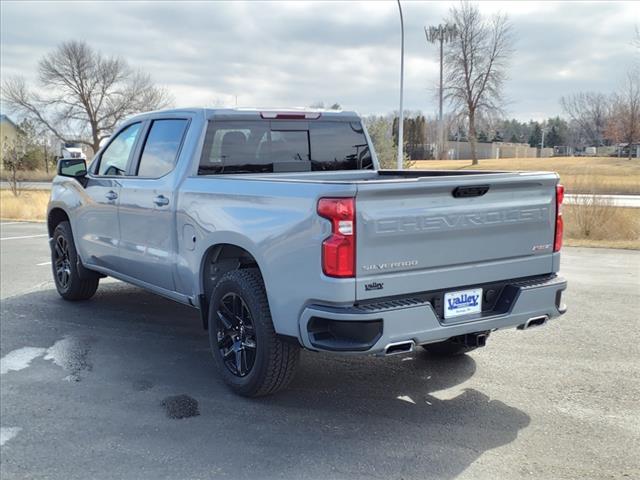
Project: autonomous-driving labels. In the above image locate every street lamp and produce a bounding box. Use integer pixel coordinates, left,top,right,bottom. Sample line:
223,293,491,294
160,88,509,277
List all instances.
397,0,405,170
425,23,458,160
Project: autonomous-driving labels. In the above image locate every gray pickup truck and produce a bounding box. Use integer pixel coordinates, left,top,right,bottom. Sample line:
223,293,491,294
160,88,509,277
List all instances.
48,108,567,396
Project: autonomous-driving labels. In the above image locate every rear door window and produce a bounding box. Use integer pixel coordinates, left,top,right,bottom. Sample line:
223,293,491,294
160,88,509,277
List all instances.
136,119,189,178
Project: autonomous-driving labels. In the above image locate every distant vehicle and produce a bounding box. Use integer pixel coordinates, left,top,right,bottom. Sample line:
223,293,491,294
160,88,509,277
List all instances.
553,146,573,156
610,143,639,158
58,142,86,160
47,107,568,396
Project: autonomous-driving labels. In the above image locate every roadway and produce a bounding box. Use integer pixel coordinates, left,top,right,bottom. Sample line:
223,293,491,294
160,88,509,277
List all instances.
1,221,638,479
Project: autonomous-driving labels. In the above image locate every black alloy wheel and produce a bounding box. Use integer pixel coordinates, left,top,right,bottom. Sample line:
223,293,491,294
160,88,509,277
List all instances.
53,234,72,289
208,268,300,397
51,221,99,300
215,292,257,377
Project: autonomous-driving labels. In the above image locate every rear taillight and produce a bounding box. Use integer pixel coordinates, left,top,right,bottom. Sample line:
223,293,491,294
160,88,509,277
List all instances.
554,184,564,252
317,197,355,278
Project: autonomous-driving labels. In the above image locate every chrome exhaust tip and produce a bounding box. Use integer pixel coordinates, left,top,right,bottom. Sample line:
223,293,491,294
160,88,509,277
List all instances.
384,340,415,356
518,315,549,330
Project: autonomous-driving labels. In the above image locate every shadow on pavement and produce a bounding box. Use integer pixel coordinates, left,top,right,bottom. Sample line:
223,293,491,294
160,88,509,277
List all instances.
1,282,531,480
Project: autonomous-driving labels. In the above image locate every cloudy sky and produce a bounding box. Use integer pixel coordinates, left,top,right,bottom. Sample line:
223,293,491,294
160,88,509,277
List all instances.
1,1,638,121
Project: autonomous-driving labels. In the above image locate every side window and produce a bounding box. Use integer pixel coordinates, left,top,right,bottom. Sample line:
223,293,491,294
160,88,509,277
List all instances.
97,123,141,176
137,119,189,178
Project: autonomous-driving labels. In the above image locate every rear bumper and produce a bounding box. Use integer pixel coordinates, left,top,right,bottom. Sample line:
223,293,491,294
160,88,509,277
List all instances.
299,275,567,354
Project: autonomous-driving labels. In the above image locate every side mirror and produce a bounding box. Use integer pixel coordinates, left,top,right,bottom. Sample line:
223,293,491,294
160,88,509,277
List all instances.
58,159,87,178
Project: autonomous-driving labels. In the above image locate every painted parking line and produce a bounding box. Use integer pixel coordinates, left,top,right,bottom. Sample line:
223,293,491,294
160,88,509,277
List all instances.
0,234,48,241
0,427,22,447
37,261,52,266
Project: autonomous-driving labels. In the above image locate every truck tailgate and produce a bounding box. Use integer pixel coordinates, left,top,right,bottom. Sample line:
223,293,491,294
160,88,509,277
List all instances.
354,172,559,300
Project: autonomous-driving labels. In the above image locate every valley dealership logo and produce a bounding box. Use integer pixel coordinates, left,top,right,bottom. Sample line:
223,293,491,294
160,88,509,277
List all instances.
447,292,480,311
364,282,384,291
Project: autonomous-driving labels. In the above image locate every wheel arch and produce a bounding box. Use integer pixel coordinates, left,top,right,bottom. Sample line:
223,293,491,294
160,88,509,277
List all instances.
47,207,71,237
198,242,264,330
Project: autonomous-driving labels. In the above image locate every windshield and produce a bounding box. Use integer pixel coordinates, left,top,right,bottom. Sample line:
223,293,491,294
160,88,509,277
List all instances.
199,120,373,174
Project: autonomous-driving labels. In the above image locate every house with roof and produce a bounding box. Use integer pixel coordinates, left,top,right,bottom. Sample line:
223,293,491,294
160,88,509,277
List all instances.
1,114,21,152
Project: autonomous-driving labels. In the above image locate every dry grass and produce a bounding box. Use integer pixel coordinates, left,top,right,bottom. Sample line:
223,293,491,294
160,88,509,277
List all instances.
0,190,49,221
0,169,55,183
414,157,640,195
563,204,639,249
563,238,640,250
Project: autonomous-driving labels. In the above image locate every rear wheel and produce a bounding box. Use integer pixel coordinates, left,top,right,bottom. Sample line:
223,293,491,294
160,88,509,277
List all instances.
51,221,99,300
208,268,300,397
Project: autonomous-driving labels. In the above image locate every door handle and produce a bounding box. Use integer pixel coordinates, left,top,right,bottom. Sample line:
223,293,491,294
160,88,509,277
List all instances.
153,195,170,207
105,190,118,201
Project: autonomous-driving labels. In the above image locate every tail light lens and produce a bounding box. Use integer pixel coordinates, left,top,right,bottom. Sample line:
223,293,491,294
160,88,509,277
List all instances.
317,198,355,277
554,184,564,252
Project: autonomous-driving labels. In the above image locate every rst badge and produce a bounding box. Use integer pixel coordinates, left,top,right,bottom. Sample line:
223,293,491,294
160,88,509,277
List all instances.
444,288,483,319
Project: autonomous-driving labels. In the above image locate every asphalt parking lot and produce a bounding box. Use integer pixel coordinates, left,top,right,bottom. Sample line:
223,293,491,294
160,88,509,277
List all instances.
1,221,638,480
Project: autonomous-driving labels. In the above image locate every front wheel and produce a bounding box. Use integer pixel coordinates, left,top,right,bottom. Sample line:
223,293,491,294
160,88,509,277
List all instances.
208,268,300,397
51,221,99,301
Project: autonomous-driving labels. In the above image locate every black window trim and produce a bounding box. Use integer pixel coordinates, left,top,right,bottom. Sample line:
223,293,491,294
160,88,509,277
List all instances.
90,121,144,179
128,117,191,180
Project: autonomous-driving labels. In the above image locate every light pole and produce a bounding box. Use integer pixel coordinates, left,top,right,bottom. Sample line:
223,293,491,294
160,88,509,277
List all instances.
396,0,405,170
425,23,458,160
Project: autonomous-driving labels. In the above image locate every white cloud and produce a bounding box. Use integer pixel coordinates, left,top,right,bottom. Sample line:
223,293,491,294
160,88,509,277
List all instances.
1,0,638,121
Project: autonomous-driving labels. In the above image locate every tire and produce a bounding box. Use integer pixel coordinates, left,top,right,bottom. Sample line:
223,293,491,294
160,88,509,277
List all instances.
51,221,99,301
208,268,300,397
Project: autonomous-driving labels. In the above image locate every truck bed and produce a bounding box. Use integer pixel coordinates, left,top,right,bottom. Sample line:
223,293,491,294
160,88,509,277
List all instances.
196,168,560,300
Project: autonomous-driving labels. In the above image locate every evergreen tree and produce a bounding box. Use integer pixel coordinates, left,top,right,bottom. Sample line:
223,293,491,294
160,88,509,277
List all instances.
392,117,399,147
545,117,569,146
529,123,542,147
545,126,562,147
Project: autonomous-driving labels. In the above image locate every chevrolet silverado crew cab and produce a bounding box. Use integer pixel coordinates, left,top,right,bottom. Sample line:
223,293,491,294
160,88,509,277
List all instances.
48,108,567,396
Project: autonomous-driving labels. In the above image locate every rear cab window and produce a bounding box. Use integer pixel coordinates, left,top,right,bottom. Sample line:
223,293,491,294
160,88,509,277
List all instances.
199,119,372,174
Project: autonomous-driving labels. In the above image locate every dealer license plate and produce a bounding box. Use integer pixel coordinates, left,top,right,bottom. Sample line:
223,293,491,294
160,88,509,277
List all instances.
444,288,483,319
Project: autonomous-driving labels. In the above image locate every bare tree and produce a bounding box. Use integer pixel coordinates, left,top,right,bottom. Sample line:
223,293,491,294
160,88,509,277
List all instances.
607,70,640,159
560,92,609,147
443,2,513,164
1,135,28,196
2,40,172,154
